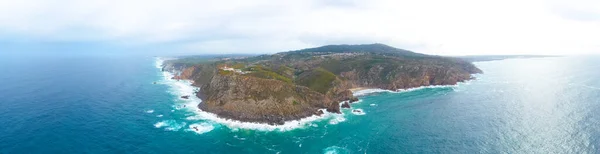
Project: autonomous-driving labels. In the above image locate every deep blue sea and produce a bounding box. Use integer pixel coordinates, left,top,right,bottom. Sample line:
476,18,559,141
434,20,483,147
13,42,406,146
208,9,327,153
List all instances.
1,52,599,153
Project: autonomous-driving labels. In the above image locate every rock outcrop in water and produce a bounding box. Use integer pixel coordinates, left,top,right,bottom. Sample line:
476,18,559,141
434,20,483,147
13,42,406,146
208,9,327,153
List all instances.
162,44,482,125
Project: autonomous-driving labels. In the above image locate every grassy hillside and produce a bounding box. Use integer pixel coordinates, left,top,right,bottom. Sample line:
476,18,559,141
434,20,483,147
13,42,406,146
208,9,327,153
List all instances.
296,68,338,94
166,43,481,93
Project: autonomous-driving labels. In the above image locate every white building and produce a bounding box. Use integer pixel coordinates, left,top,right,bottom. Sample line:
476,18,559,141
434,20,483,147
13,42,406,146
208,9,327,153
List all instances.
221,66,235,71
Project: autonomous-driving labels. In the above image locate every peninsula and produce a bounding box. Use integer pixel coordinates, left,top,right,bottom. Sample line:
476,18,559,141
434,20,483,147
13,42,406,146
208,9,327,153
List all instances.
162,44,482,125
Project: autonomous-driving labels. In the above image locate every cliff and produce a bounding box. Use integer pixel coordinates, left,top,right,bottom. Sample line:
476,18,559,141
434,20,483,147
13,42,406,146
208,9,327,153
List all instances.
162,44,482,125
197,74,345,125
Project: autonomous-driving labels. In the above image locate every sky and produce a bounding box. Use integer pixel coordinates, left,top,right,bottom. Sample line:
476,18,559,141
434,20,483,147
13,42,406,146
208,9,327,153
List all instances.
0,0,599,56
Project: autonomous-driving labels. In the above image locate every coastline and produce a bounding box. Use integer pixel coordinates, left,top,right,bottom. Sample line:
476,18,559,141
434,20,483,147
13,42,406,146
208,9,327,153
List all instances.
156,58,345,131
155,57,474,131
349,81,472,97
349,87,369,92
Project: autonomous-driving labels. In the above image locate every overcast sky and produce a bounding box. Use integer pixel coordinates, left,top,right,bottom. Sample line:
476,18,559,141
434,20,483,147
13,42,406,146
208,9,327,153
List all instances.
1,0,599,55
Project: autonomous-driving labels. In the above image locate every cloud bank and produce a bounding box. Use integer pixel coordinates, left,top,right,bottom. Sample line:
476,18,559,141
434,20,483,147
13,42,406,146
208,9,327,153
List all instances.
0,0,599,55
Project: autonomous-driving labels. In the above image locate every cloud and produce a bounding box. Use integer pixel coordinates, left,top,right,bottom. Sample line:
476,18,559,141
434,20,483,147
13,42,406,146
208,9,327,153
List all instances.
548,0,600,22
0,0,599,55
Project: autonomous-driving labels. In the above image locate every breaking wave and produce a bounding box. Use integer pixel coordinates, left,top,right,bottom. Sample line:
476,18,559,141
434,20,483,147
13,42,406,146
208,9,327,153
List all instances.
351,80,474,96
187,123,214,134
351,109,365,115
154,120,187,131
185,108,341,131
328,116,346,125
155,58,164,69
323,146,350,154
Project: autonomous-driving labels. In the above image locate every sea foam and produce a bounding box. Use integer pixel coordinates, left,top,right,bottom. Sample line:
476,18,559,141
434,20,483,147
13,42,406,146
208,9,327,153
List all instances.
351,109,365,115
154,120,186,131
185,108,339,131
154,121,167,128
328,115,346,125
155,58,164,69
323,146,349,154
187,123,214,134
352,84,464,96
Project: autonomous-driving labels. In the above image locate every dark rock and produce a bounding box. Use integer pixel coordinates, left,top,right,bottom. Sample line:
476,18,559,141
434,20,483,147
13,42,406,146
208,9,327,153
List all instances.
352,109,362,113
349,97,359,103
315,110,324,116
326,103,341,114
181,95,190,99
198,75,337,125
341,102,351,108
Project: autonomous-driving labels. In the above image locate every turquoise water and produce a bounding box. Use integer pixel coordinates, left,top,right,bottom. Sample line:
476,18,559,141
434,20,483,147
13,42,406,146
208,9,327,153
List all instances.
1,53,599,153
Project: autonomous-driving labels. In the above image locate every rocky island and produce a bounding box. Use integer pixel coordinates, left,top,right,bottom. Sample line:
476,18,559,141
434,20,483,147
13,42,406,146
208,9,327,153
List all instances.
161,44,482,125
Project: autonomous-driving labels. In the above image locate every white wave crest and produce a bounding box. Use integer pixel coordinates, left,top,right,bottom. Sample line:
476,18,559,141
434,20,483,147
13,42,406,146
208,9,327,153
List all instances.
186,108,338,131
155,58,164,69
328,116,346,125
323,146,349,154
187,123,214,134
146,110,154,113
352,84,460,96
154,121,167,128
352,89,390,96
351,109,365,115
154,120,186,131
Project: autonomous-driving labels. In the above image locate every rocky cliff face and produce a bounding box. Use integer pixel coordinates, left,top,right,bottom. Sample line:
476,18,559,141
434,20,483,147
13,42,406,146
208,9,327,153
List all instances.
162,44,482,125
196,74,344,125
337,60,480,90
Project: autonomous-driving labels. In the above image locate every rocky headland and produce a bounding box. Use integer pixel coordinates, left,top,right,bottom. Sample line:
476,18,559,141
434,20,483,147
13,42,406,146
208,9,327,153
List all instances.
161,44,482,125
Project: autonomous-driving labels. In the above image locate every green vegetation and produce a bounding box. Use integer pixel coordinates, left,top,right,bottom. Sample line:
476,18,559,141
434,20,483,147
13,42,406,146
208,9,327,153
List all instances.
285,43,426,57
243,66,293,83
231,63,245,69
164,43,483,125
275,66,295,78
296,68,337,94
168,43,481,98
218,69,234,76
277,66,294,74
319,59,345,74
167,57,219,66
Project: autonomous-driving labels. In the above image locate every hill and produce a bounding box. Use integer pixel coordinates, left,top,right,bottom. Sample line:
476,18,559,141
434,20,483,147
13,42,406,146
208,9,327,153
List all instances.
162,44,482,124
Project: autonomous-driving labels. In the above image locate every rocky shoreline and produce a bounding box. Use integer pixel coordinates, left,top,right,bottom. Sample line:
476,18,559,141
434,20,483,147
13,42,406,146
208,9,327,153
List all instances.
160,44,482,125
162,66,477,125
194,73,354,125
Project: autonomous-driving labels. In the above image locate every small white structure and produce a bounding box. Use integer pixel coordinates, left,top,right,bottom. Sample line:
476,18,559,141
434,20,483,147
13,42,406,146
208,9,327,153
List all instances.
220,65,250,74
221,66,235,71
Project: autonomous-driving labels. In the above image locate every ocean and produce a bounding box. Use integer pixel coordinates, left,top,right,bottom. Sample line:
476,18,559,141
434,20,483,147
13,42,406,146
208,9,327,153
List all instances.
1,53,599,153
